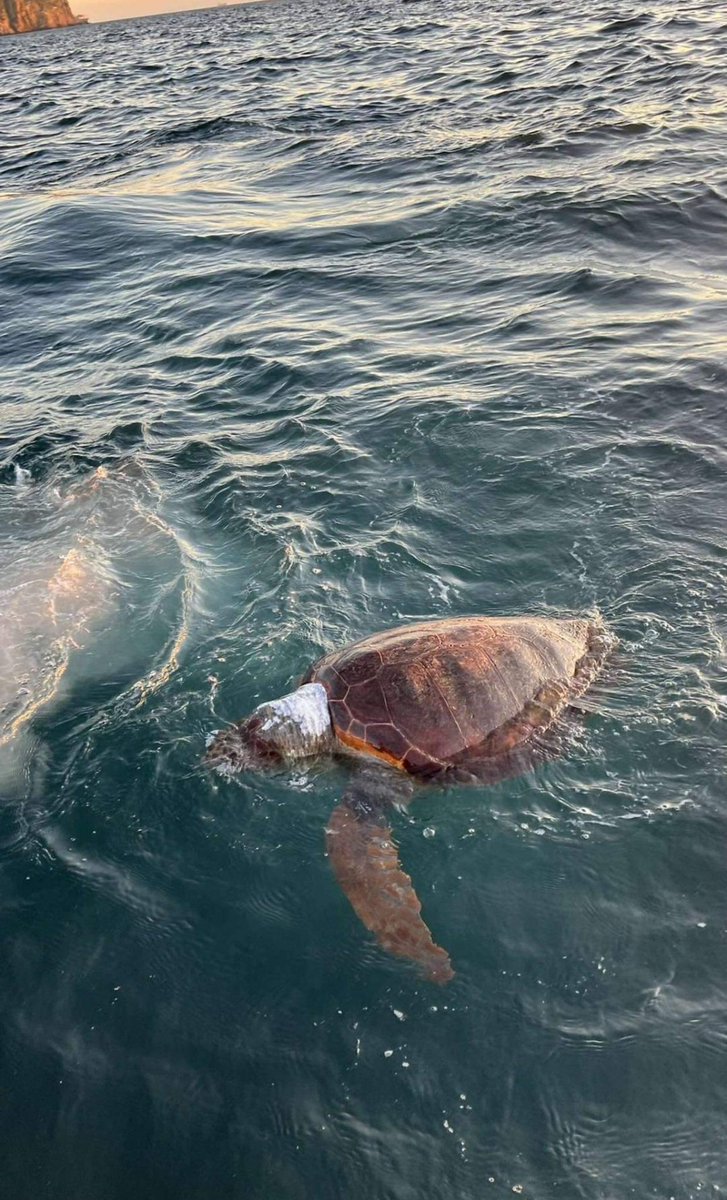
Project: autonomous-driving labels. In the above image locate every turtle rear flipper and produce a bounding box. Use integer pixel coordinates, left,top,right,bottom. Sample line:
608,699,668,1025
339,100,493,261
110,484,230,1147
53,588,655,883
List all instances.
326,768,454,984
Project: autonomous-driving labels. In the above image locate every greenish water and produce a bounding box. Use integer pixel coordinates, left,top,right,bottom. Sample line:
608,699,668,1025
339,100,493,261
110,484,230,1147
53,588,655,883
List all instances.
1,0,726,1197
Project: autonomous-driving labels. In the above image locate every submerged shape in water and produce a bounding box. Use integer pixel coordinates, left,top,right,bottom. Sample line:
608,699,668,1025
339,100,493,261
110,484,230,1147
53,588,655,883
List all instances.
0,534,114,749
0,463,192,759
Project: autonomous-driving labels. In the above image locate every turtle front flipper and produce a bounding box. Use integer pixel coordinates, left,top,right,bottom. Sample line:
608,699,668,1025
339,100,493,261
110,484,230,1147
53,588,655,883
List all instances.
326,768,454,984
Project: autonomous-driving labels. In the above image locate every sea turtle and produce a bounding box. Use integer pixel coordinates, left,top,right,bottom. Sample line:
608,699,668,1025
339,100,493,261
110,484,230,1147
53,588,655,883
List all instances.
205,615,613,983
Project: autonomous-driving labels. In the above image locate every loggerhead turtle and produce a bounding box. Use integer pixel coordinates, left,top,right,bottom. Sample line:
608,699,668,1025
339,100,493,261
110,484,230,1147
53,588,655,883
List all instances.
205,615,613,983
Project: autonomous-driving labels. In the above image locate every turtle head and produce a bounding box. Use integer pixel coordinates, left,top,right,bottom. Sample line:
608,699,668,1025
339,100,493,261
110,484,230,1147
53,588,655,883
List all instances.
204,715,281,775
204,682,332,776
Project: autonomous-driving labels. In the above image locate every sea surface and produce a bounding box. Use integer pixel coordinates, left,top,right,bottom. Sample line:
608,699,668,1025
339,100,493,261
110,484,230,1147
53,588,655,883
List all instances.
1,0,727,1196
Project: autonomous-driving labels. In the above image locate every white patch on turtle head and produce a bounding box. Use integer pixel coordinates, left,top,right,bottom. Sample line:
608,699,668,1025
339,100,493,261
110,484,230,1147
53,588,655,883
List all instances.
254,682,332,759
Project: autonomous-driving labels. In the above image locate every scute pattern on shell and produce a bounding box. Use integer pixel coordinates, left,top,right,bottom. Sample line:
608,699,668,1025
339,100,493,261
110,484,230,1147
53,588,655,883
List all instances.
306,615,609,779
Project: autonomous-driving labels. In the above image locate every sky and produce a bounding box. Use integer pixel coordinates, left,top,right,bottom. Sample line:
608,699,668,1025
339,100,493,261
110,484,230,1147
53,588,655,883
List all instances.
79,0,260,24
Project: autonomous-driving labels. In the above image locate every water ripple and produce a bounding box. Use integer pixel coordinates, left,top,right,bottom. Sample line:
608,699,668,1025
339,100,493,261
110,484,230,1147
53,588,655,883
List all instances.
1,0,727,1196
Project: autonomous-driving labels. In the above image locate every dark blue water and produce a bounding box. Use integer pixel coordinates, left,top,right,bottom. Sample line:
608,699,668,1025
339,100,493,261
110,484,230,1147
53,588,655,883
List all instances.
2,1,727,1196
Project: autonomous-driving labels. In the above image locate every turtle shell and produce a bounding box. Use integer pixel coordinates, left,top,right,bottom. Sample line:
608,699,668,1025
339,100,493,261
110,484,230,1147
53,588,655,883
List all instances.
304,616,607,779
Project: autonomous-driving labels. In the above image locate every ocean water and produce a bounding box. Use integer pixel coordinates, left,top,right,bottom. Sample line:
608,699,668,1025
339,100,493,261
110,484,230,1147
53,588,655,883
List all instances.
1,0,727,1196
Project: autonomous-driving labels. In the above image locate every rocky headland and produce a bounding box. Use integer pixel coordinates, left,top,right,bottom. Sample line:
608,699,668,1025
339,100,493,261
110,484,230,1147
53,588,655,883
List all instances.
0,0,86,34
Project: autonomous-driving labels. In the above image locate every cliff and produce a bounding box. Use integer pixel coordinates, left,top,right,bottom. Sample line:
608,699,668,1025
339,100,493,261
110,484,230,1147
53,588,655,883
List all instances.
0,0,86,34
